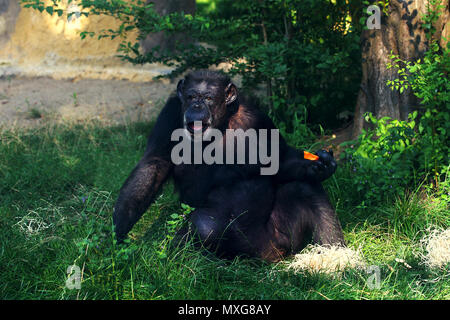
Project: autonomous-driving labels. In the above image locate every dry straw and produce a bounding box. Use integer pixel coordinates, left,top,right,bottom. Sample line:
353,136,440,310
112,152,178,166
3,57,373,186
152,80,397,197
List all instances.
419,229,450,270
285,244,366,274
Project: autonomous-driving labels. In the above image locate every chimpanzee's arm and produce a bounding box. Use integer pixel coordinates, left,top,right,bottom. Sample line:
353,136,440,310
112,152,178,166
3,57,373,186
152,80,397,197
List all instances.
113,96,181,241
276,144,337,184
255,112,337,183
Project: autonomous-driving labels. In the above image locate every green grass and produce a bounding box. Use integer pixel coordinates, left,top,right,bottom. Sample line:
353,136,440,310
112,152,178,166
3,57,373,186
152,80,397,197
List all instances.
0,121,448,300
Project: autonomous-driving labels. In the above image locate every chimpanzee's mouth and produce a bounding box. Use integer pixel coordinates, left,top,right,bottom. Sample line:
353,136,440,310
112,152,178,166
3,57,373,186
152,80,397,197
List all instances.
186,121,211,134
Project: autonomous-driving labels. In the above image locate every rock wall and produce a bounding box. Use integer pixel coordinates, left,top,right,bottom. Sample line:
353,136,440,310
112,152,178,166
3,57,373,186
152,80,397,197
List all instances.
0,0,172,81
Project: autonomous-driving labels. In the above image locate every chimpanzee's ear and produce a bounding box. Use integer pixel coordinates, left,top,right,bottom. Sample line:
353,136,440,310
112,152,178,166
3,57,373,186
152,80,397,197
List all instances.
177,79,185,101
225,83,237,105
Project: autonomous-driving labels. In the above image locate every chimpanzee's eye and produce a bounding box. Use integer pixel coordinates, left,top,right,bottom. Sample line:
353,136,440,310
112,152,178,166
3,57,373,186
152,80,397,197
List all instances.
205,97,213,101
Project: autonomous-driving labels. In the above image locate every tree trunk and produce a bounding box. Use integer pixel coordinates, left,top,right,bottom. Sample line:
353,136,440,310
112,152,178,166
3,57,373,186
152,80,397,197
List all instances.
352,0,449,139
140,0,196,54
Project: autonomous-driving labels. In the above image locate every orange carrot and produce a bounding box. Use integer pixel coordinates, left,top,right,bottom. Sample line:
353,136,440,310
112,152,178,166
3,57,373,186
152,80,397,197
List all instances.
303,151,319,161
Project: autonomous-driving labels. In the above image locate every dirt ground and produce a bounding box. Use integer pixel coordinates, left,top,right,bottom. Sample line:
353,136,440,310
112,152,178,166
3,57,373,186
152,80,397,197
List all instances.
0,75,353,157
0,76,175,129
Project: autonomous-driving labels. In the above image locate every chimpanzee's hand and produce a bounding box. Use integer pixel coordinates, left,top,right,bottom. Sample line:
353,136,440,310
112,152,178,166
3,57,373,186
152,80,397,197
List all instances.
305,149,337,182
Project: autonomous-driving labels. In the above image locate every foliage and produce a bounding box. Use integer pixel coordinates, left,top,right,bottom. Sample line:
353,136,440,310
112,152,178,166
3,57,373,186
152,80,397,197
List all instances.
340,112,420,205
387,41,450,185
153,203,193,259
20,0,362,132
340,38,449,205
421,0,446,40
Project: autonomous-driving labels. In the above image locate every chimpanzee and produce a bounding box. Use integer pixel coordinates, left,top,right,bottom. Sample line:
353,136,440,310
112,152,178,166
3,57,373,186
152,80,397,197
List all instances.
113,70,344,262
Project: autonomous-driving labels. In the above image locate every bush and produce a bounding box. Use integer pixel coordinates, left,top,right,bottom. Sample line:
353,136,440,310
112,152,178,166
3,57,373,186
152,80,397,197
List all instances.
341,40,449,204
387,41,450,185
340,113,420,204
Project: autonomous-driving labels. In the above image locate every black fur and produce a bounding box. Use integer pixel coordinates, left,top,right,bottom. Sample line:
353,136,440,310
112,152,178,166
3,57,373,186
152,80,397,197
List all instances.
113,70,344,262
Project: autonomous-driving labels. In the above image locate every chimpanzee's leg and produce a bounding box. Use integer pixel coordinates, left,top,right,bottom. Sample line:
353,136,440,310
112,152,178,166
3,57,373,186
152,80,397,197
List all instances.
183,177,275,258
261,181,345,261
177,179,344,261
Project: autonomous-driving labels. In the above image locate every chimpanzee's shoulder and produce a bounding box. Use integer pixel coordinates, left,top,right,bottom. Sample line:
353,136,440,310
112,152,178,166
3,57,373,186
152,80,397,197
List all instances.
234,94,276,130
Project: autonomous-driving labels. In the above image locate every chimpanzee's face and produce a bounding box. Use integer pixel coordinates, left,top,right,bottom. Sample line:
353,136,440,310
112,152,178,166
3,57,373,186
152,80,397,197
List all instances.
177,78,237,136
